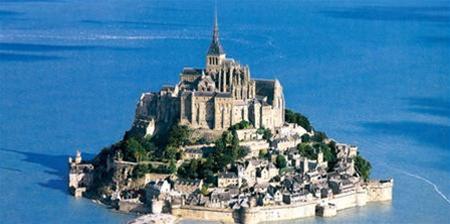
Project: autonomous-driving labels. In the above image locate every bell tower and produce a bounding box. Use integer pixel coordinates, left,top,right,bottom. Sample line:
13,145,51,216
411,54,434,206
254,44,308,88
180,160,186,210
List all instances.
206,10,225,70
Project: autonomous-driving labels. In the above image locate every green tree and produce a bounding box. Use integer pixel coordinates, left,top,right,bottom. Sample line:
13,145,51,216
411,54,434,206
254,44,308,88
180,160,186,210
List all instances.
355,155,372,181
141,136,156,160
297,143,316,160
164,145,178,160
189,159,199,178
229,120,251,131
169,159,177,174
133,164,152,178
124,138,147,162
300,134,310,143
285,109,312,132
259,149,268,159
167,125,191,148
200,185,209,196
257,127,272,140
276,155,287,169
311,131,327,142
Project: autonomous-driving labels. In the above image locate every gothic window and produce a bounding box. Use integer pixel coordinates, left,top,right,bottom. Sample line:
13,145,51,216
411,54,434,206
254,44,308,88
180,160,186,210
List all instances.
196,104,200,124
221,106,225,129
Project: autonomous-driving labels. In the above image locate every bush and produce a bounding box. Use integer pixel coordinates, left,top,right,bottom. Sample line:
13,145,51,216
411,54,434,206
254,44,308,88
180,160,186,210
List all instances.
229,120,251,131
132,164,153,178
285,109,312,132
163,145,178,160
257,127,272,140
169,159,177,174
311,131,327,142
300,134,310,143
200,185,209,196
276,155,287,169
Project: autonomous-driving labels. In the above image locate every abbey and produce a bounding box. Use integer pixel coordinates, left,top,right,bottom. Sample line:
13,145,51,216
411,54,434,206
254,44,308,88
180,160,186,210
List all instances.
133,16,284,136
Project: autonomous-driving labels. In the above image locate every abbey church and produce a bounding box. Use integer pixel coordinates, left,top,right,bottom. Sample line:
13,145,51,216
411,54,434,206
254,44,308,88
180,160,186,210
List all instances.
132,15,285,136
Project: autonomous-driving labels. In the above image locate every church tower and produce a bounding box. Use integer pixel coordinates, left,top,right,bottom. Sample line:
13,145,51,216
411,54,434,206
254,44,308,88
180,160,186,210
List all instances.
206,11,226,70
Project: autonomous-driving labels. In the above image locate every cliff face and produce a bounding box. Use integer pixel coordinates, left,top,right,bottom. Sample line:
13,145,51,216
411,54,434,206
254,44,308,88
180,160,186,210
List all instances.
130,92,180,137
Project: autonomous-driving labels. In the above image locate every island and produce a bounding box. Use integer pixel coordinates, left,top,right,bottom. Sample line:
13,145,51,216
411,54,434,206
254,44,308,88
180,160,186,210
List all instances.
68,14,393,224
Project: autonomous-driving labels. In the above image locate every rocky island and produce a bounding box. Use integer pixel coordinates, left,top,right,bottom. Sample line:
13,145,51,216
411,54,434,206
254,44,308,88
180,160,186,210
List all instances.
68,15,393,224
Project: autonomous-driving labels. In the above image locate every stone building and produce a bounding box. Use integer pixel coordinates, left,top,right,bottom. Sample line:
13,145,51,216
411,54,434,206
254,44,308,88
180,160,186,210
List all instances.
132,14,285,137
68,151,94,197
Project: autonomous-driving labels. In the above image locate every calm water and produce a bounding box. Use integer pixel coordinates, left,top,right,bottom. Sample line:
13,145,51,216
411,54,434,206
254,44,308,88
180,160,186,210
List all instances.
1,0,449,223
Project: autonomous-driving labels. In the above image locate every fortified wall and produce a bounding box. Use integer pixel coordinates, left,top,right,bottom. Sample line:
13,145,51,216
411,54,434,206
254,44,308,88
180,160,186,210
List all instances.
171,179,393,224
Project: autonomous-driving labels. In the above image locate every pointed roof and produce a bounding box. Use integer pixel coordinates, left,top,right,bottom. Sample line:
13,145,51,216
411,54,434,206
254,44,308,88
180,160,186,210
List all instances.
207,10,225,55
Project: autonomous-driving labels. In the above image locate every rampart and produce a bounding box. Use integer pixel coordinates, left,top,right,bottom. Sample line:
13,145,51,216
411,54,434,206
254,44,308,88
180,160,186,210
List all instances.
171,205,235,223
241,202,316,224
170,180,393,224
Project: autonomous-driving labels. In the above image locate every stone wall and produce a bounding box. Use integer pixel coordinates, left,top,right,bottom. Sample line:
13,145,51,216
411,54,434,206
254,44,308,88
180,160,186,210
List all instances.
367,179,394,202
171,183,393,224
172,206,235,223
118,200,150,213
328,190,368,211
241,202,316,224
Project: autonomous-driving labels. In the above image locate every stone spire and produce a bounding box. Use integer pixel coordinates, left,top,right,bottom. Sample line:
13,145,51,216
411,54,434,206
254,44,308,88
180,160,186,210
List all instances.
207,8,225,56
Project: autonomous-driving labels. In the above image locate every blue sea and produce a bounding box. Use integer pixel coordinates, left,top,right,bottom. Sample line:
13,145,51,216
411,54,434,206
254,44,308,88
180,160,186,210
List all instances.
1,0,449,223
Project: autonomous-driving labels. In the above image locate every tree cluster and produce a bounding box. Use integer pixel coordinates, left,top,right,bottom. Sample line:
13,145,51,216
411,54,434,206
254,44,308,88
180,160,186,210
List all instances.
297,141,338,170
132,163,174,178
355,154,372,181
177,130,248,185
285,109,312,132
229,120,252,131
257,127,272,140
120,137,156,162
177,158,216,184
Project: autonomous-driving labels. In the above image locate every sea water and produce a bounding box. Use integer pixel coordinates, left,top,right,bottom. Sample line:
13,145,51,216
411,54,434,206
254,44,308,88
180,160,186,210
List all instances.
1,0,449,223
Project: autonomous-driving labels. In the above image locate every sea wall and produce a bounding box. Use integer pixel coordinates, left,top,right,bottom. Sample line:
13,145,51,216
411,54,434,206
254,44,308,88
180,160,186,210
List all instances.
167,180,394,223
241,202,316,224
172,187,392,223
171,206,235,223
367,179,394,202
328,190,368,211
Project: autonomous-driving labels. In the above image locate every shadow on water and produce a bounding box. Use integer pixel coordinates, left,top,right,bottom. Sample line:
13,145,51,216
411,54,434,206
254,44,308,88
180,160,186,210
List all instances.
319,6,450,23
0,10,23,17
0,147,95,194
0,52,63,62
0,43,142,62
360,97,450,151
404,97,450,119
80,19,205,29
0,166,22,172
0,42,140,52
361,121,450,150
2,0,63,3
419,36,450,46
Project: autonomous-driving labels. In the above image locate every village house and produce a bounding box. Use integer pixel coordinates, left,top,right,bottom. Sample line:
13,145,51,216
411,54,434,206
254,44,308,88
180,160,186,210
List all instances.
173,179,203,195
217,171,240,188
